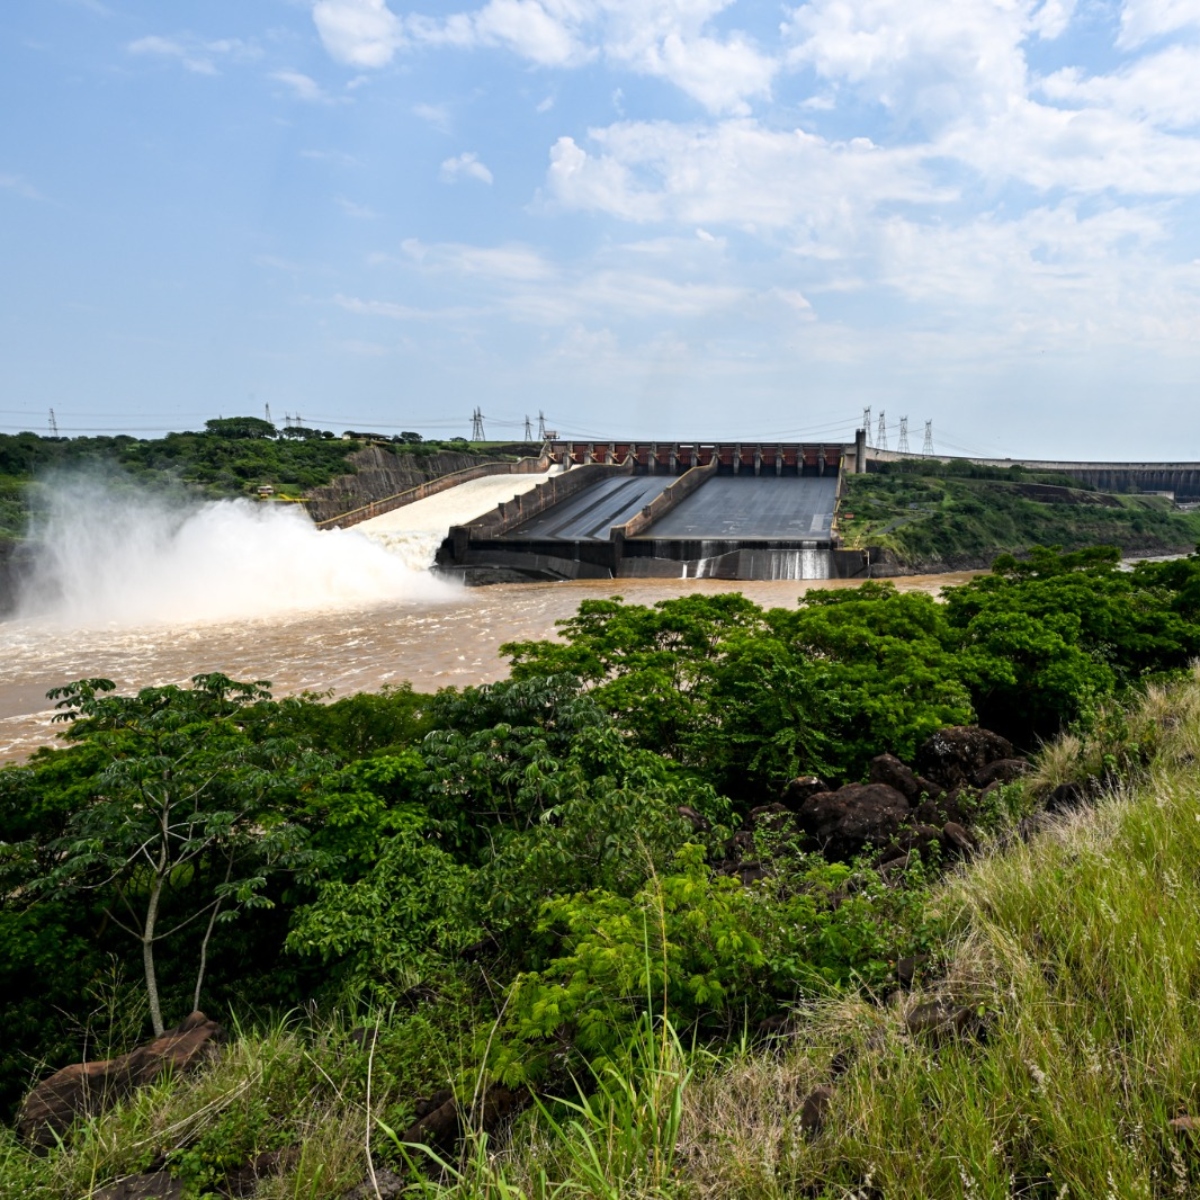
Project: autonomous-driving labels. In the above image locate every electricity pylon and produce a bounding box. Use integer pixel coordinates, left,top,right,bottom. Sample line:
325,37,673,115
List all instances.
923,420,934,456
877,410,888,451
898,416,909,454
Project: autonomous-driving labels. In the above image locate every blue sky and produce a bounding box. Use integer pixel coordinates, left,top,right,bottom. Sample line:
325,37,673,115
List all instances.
3,0,1200,457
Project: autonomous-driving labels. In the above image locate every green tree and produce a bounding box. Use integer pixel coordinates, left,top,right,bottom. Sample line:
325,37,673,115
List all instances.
204,416,277,439
35,674,329,1034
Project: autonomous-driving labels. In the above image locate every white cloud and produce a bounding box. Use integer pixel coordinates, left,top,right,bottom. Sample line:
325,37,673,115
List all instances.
546,120,941,229
440,151,495,184
1117,0,1200,48
127,33,259,75
1040,44,1200,130
313,0,404,67
270,70,334,102
413,102,452,131
401,238,556,280
312,0,776,114
336,196,377,218
334,293,483,319
0,173,43,201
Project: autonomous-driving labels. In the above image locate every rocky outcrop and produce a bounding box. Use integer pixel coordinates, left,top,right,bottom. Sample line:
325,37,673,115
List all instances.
18,1011,224,1147
303,447,513,523
915,726,1014,790
795,783,913,861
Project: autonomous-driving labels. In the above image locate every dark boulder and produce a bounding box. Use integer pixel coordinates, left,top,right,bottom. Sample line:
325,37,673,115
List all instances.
343,1168,406,1200
781,775,828,810
677,804,711,832
905,999,982,1044
972,758,1030,789
894,954,930,989
400,1085,526,1156
916,727,1014,790
868,754,942,803
221,1148,299,1197
19,1012,224,1147
747,802,794,835
798,1085,834,1136
796,784,912,861
94,1174,185,1200
876,824,943,867
941,821,979,859
1045,781,1086,814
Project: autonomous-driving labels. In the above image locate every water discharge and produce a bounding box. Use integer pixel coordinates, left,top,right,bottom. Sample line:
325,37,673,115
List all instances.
15,477,456,628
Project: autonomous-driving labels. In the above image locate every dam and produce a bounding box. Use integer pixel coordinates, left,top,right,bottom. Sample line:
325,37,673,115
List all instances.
326,433,1200,583
431,441,865,582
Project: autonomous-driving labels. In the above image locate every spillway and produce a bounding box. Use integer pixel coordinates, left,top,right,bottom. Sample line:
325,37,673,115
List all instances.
435,449,873,583
356,468,561,568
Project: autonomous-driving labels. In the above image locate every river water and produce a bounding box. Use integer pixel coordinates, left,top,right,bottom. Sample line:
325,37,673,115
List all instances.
0,572,977,763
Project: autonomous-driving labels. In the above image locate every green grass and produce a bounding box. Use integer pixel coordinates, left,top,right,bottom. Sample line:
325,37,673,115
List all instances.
839,466,1200,565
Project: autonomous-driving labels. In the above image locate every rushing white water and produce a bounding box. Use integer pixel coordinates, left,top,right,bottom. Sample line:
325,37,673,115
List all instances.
355,469,561,569
15,477,456,629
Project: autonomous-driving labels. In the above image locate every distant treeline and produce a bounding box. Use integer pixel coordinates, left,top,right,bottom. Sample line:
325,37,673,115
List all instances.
0,419,513,539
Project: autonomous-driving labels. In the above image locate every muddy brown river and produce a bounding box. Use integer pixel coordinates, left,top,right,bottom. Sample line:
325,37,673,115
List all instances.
0,573,978,763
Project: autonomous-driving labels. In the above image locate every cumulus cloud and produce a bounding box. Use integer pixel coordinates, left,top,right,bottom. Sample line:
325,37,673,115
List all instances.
1117,0,1200,48
440,151,494,184
313,0,776,114
313,0,404,67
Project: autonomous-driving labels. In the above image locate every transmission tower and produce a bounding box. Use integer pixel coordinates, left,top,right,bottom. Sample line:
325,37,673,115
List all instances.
264,403,272,426
898,416,909,454
538,411,547,440
862,407,872,442
471,408,486,441
877,410,888,452
524,414,533,441
48,408,58,437
923,420,934,456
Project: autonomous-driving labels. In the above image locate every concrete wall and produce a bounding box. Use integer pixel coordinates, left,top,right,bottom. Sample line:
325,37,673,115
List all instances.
610,458,718,541
315,449,551,529
304,447,531,524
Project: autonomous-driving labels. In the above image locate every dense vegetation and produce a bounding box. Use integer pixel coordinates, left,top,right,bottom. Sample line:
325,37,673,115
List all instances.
6,547,1200,1195
840,459,1200,566
0,423,499,538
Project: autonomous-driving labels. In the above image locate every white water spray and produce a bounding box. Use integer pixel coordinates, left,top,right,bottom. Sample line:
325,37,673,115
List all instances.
15,477,456,628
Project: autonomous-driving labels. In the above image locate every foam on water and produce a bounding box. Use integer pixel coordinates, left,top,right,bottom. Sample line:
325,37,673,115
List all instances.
14,477,457,629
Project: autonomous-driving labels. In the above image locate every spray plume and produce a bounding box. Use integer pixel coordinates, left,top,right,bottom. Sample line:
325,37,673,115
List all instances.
14,475,456,629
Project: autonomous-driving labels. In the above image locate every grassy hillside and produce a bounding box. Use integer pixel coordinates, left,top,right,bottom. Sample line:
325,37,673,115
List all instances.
840,459,1200,566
